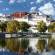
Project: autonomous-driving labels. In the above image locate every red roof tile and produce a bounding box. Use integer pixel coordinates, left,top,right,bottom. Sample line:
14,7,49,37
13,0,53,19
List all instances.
11,12,28,18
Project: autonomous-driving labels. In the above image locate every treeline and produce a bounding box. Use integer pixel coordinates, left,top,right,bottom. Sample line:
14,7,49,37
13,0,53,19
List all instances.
0,20,55,33
36,21,55,33
0,20,30,33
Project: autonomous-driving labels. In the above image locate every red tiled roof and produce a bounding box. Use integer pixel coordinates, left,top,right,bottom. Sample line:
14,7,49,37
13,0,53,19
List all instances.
11,12,28,18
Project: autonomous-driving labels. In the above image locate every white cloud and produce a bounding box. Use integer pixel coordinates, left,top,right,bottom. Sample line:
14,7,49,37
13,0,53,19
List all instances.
9,0,26,4
39,2,55,15
36,0,43,3
30,2,34,5
30,6,36,12
53,0,55,1
0,0,3,3
3,8,9,11
0,13,3,16
9,0,15,4
17,0,26,3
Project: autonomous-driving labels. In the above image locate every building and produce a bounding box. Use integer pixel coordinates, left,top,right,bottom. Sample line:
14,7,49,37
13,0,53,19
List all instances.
0,12,28,22
27,12,51,33
11,12,28,22
0,12,53,33
28,12,51,26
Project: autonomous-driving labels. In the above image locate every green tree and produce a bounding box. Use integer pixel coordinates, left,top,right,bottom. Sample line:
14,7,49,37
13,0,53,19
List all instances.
48,22,55,32
6,20,20,33
0,22,2,32
0,21,8,32
36,21,47,33
1,22,7,32
20,22,30,32
36,39,46,52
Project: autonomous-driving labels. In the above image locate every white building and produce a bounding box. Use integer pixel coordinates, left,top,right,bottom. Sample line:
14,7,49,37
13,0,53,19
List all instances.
27,12,52,33
28,12,51,26
12,15,28,23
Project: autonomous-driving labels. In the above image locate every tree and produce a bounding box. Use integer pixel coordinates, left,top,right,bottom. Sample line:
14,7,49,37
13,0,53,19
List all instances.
6,20,20,33
0,22,7,32
36,21,47,33
48,22,55,32
36,39,46,52
1,22,7,32
20,22,30,32
0,22,2,32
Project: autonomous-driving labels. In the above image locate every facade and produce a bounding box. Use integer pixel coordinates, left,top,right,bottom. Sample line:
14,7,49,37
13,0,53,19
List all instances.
27,12,51,33
0,12,51,24
11,12,28,22
0,12,28,22
28,12,50,26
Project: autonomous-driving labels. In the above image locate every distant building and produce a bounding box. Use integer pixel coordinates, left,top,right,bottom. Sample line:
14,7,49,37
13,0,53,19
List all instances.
0,12,28,22
27,12,52,33
0,14,12,22
0,12,54,33
11,12,28,22
28,12,51,26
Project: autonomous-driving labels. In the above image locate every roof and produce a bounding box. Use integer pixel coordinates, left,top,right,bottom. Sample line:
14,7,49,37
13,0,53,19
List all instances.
11,12,28,18
51,20,55,22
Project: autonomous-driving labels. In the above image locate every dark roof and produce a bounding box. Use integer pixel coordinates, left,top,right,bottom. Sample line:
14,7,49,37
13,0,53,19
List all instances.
6,16,12,18
51,20,55,22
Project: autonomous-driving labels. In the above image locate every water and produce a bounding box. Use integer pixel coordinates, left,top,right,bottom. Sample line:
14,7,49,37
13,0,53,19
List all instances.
0,51,55,55
0,51,18,55
42,50,55,55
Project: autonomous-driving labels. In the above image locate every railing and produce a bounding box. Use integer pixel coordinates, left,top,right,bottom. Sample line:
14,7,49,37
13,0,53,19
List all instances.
0,32,52,38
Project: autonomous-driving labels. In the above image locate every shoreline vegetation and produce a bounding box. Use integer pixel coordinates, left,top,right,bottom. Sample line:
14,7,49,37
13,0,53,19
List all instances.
0,20,55,33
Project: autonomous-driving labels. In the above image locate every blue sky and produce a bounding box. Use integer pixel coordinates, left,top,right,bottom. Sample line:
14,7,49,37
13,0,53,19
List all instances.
0,0,55,19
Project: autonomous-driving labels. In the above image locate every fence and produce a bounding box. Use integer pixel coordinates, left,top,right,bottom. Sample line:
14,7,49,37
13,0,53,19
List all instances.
0,32,52,38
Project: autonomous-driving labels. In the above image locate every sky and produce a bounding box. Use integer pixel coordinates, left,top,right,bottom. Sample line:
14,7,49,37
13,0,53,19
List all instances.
0,0,55,19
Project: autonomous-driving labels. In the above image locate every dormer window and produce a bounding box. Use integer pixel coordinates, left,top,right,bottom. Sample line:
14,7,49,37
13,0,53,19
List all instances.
46,15,50,18
37,13,39,15
28,14,32,18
